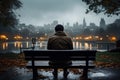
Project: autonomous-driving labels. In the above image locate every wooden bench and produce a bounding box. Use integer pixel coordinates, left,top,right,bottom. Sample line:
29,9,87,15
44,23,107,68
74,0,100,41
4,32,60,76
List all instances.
24,50,97,80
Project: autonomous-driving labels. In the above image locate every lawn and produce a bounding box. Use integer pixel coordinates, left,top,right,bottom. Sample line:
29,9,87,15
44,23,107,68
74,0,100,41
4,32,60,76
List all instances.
95,51,120,67
96,52,120,63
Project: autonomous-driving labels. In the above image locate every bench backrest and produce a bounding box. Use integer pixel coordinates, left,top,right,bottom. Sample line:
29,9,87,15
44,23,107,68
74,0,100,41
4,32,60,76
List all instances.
24,50,97,61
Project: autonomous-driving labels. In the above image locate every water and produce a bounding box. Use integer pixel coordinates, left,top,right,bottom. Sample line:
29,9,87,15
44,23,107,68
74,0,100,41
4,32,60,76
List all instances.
0,41,116,53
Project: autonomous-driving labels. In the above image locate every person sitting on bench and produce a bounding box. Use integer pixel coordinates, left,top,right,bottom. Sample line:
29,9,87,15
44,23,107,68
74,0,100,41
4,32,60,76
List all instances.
47,24,73,78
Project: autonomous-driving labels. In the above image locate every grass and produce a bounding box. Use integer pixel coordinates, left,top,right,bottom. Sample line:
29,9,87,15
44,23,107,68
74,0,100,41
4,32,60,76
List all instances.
0,53,26,70
96,52,120,63
0,52,19,59
95,52,120,68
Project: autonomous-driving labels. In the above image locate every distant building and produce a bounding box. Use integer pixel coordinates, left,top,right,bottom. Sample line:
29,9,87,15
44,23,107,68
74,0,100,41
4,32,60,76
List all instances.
52,20,58,27
83,18,87,29
100,18,106,29
89,23,97,31
66,22,70,27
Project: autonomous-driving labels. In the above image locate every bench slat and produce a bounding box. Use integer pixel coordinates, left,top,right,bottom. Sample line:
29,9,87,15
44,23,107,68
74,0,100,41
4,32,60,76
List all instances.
24,50,96,61
25,57,95,60
26,61,95,69
24,50,96,56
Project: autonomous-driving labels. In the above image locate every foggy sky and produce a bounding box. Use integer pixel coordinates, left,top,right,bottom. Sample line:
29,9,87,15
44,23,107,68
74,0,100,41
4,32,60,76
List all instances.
17,0,120,26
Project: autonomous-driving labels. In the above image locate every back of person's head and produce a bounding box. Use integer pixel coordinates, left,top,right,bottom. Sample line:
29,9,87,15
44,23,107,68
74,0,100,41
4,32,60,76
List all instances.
55,24,64,32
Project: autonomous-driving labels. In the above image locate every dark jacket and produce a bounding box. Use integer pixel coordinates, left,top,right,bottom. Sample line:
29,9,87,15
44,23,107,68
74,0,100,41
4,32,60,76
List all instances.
47,31,73,50
47,31,73,66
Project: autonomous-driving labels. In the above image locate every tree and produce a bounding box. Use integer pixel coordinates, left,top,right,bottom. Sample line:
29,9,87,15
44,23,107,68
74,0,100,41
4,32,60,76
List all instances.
82,0,120,16
95,27,106,37
107,20,120,38
82,28,92,36
0,0,22,27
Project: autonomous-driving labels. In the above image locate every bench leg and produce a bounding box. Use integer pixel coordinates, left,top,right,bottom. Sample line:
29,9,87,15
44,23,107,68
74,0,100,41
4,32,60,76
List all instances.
82,68,88,79
63,68,69,79
53,68,58,79
33,67,38,80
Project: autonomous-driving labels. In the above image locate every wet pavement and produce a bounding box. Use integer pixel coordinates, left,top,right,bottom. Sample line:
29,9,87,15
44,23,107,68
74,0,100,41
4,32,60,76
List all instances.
0,67,120,80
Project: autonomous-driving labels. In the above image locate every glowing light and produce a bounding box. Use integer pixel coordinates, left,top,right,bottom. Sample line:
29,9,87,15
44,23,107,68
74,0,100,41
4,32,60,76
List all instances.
89,44,92,50
89,36,92,39
0,35,8,40
84,43,89,49
2,42,8,50
111,36,117,41
14,35,23,40
95,36,99,38
1,35,6,38
39,37,47,41
26,42,29,48
39,42,42,48
100,38,103,41
79,43,82,49
76,37,79,40
73,42,75,48
76,41,79,49
14,41,22,48
84,37,89,40
40,37,43,40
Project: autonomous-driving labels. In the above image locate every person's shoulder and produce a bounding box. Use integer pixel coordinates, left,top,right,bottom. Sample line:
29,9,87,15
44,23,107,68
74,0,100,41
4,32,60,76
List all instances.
65,35,72,38
48,35,58,40
63,36,72,40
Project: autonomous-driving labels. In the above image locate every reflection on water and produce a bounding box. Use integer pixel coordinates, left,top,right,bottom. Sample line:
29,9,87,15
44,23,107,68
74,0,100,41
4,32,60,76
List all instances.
91,72,107,77
0,41,116,53
84,43,89,50
2,42,8,50
14,41,22,48
26,42,29,48
73,42,98,50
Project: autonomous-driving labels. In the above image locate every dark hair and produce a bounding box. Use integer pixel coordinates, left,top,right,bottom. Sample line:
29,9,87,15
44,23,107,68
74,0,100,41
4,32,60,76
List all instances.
55,24,64,32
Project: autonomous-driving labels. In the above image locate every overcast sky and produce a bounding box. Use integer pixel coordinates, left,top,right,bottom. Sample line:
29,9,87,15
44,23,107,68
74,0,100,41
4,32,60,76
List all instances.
17,0,120,26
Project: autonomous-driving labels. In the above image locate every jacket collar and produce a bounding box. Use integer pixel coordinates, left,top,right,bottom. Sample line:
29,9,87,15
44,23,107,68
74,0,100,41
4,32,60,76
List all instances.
54,31,67,36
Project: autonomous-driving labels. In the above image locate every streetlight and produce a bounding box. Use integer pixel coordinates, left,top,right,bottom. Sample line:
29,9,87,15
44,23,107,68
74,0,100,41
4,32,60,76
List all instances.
32,37,36,50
